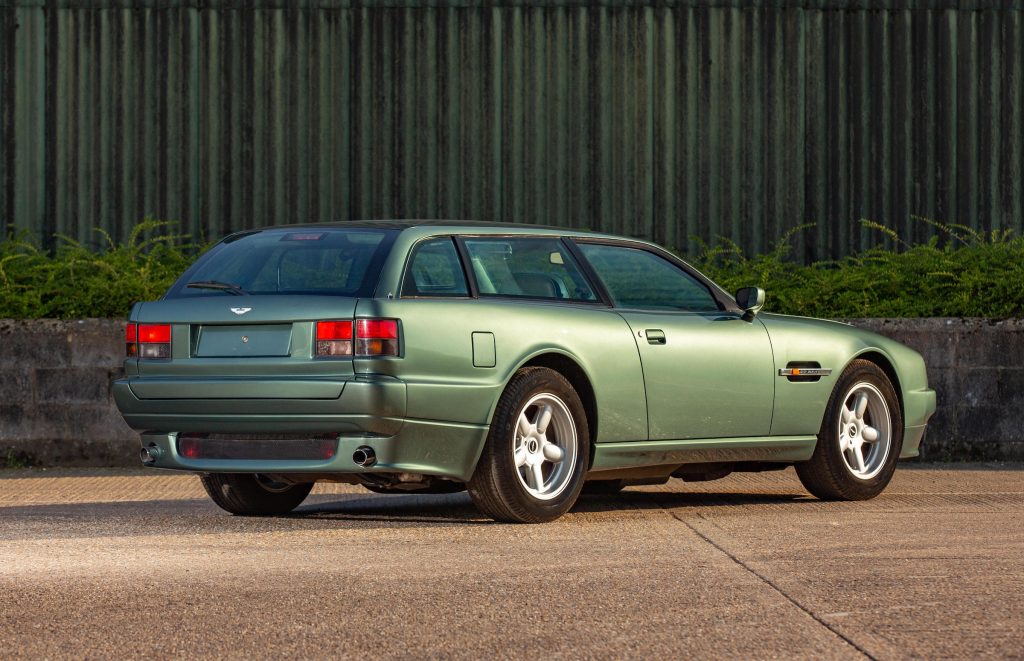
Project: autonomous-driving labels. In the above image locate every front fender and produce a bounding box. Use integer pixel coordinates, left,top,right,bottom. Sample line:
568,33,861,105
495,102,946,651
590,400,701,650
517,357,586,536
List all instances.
761,314,934,439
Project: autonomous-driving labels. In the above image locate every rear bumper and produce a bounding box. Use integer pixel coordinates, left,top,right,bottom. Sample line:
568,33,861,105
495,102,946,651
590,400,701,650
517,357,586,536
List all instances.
137,420,488,482
113,374,407,436
113,374,490,480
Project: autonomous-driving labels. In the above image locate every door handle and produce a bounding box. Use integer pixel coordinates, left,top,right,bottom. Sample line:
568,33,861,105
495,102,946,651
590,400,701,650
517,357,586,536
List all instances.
645,329,666,345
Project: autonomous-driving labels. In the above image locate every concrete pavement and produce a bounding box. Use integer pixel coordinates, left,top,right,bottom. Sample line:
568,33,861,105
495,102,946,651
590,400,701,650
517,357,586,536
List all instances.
0,465,1021,659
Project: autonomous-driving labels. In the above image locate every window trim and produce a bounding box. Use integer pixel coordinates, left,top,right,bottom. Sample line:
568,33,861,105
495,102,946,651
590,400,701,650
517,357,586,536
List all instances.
568,237,741,313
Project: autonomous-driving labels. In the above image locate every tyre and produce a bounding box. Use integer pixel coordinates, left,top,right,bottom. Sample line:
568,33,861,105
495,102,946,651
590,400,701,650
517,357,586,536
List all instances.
200,473,313,516
796,359,903,500
468,367,589,523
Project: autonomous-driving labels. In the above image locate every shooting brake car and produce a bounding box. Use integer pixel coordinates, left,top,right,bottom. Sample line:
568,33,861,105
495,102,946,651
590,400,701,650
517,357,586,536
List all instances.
114,221,936,523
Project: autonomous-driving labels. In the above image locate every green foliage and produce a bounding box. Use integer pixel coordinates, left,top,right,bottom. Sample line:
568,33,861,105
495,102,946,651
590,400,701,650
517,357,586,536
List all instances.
3,448,34,469
690,218,1024,318
1,217,1022,319
0,219,204,319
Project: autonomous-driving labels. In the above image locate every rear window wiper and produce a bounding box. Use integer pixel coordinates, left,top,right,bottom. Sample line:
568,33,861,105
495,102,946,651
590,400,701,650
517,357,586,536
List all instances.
186,280,248,296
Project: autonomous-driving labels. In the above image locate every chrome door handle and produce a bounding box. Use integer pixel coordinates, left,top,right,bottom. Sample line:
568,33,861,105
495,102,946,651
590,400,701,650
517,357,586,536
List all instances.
645,329,666,345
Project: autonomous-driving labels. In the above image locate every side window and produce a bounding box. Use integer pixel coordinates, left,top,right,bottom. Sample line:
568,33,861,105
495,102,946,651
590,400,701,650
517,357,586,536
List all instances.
576,243,720,312
462,237,596,301
402,237,469,297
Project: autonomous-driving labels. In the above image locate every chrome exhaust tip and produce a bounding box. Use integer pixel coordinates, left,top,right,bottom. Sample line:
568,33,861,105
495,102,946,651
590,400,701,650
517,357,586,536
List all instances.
140,444,161,465
353,446,376,467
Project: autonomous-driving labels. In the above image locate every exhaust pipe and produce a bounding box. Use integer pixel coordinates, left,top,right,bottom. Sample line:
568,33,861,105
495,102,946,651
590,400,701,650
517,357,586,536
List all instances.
140,444,161,465
353,446,377,467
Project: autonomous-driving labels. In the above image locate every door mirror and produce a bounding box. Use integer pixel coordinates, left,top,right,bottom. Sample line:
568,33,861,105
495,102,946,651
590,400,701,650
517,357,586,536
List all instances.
735,287,766,319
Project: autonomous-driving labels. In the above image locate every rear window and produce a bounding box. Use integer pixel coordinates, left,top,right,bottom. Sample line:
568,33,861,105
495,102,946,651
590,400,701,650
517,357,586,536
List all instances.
166,228,398,298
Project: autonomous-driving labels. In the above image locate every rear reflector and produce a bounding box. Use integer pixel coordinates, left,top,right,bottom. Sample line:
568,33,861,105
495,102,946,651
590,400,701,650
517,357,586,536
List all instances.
177,433,338,461
315,320,353,357
126,323,171,359
356,319,399,357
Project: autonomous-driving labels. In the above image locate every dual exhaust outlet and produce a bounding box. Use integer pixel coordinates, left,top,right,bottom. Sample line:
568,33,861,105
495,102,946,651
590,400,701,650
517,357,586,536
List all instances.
140,442,377,468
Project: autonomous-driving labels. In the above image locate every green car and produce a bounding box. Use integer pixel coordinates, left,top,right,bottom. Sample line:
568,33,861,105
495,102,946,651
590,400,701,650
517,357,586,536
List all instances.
114,221,936,523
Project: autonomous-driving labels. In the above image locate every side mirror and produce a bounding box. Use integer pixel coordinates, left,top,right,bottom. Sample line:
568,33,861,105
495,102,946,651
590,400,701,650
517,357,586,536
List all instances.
735,286,766,320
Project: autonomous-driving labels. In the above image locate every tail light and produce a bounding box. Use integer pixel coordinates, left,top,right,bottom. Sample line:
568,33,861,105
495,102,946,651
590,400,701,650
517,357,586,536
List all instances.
316,319,400,357
356,319,399,357
126,323,171,359
125,323,138,357
316,321,353,357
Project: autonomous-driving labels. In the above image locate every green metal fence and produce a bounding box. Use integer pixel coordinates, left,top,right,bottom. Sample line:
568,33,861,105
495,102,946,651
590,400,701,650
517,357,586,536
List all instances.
1,1,1022,259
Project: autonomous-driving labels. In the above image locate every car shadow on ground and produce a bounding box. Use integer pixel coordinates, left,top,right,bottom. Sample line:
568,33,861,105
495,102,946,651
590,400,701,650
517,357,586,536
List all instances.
0,489,812,539
293,488,811,524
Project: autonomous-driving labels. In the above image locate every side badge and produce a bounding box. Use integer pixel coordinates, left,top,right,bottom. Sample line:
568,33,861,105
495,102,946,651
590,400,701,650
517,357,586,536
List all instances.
779,366,833,383
778,367,832,377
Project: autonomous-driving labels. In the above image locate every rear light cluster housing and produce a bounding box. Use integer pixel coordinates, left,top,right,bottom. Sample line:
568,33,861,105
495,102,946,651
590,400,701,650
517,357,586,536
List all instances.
126,323,171,359
316,319,399,358
125,319,399,359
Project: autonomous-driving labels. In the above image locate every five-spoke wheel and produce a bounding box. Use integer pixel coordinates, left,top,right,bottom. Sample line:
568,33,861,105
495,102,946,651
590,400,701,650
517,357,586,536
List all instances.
837,382,892,479
797,359,903,500
513,394,578,500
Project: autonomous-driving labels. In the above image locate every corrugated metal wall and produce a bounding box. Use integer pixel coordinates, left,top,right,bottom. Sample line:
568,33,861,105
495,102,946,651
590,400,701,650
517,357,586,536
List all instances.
1,1,1022,259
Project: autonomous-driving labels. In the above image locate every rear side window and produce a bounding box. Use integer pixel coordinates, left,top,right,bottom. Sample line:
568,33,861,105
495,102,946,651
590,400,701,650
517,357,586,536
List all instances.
402,238,469,297
462,237,596,301
577,243,720,312
167,229,397,298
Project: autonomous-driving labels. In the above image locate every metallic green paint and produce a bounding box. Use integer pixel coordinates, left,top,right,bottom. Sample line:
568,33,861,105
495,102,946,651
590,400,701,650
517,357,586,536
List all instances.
590,436,819,474
114,222,936,483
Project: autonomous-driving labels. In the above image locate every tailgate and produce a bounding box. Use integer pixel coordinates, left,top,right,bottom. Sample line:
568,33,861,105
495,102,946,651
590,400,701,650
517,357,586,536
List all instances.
132,295,359,379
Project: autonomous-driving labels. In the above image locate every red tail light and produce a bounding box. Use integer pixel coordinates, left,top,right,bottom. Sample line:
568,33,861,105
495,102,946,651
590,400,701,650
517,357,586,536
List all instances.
356,319,400,357
315,320,353,357
139,324,171,343
125,323,172,359
125,323,138,357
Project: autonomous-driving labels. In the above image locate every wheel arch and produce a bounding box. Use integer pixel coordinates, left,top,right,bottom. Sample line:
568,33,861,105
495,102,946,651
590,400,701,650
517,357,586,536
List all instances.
850,349,905,420
492,350,599,469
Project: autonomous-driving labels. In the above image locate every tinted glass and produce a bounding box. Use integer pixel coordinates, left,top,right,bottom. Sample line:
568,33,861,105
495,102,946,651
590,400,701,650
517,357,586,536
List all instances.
462,237,597,301
402,237,469,297
166,229,397,298
578,243,720,311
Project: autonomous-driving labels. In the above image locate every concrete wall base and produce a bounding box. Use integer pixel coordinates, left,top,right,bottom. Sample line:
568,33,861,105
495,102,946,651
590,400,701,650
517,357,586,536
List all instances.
1,318,1021,466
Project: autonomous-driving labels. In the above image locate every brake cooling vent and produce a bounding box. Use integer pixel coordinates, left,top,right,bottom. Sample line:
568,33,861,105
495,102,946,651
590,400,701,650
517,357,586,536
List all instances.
176,433,338,460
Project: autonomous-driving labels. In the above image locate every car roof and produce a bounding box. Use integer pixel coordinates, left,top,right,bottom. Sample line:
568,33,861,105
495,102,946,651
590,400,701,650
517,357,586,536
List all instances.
245,219,626,241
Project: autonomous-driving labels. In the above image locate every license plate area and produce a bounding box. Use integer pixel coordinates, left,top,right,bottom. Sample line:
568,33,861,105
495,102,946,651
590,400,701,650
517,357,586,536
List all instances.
194,324,292,357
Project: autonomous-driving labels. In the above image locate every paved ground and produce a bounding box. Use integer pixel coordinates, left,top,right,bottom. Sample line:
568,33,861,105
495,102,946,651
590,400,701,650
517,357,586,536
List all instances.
0,465,1021,659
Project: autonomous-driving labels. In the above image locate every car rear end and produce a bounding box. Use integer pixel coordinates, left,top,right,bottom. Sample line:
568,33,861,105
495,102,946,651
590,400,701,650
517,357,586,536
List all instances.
113,226,424,477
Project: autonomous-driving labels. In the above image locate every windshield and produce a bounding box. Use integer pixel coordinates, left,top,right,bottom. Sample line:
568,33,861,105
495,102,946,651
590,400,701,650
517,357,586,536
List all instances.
166,228,399,298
